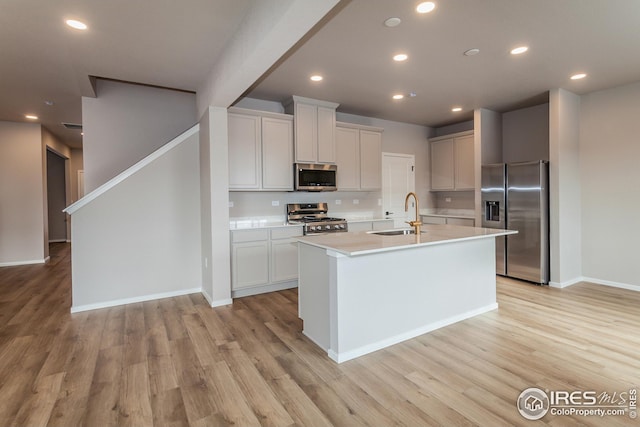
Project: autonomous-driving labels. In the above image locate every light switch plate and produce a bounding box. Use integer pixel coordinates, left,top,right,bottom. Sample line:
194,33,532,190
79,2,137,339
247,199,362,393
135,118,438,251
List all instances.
353,199,359,205
272,200,280,207
335,199,342,205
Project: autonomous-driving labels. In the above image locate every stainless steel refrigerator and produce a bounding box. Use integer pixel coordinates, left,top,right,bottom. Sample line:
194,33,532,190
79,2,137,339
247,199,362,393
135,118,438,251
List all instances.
481,161,550,284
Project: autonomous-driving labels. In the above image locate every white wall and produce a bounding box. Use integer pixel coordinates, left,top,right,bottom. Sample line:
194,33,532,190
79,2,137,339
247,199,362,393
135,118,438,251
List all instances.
0,122,47,266
82,79,197,192
502,103,549,163
70,131,201,311
579,81,640,289
549,88,582,287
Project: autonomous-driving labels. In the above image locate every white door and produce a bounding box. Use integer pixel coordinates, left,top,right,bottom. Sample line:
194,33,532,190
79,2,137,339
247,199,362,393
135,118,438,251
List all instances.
382,153,415,228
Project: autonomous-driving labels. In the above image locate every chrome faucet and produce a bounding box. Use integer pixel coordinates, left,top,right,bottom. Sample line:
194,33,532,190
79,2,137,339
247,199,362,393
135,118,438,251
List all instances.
404,192,422,235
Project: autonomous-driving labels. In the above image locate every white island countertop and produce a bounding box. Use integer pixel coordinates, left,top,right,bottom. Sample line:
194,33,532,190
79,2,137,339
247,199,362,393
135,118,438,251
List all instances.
297,224,516,257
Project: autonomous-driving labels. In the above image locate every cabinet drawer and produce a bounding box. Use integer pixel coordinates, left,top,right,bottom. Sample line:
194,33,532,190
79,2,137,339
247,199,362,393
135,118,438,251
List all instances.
231,229,269,243
371,220,394,230
421,215,447,225
347,222,372,232
271,227,303,240
447,217,475,227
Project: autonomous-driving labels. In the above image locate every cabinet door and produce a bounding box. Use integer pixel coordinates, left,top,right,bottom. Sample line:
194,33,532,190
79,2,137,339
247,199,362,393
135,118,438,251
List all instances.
430,139,455,190
359,130,382,190
454,134,475,190
317,106,336,163
294,103,317,163
447,217,475,226
228,113,261,189
262,117,293,190
347,222,372,232
232,241,269,290
270,238,299,283
335,127,359,190
421,215,447,225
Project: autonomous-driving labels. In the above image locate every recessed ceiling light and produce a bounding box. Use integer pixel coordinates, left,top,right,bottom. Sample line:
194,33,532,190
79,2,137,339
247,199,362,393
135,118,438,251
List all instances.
393,94,404,100
416,2,436,13
570,73,587,80
384,17,402,27
451,107,462,112
310,75,323,82
393,53,408,62
66,19,88,30
25,114,39,120
510,46,529,55
464,48,480,56
44,100,54,106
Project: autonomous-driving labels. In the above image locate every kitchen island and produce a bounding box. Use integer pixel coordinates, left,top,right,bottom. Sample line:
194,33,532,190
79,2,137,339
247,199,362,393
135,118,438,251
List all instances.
296,224,517,363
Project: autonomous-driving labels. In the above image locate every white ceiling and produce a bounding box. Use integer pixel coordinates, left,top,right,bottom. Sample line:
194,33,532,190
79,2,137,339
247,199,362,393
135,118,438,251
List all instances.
0,0,251,149
248,0,640,127
2,0,640,149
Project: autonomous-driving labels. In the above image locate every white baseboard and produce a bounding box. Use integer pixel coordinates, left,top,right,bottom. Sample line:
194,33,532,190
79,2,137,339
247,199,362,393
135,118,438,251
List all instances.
200,288,233,308
549,277,584,288
70,287,202,313
0,258,48,267
327,302,499,364
231,280,297,298
582,277,639,292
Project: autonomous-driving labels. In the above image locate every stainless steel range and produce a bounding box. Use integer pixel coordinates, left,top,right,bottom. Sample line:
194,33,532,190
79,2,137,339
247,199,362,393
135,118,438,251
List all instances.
286,203,348,235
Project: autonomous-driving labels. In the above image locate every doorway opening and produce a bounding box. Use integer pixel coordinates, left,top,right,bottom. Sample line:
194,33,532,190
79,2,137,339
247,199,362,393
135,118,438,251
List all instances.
46,149,67,243
382,153,415,228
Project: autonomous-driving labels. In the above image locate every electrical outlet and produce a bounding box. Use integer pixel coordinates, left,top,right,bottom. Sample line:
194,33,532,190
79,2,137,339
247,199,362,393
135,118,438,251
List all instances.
353,199,359,205
204,257,208,268
228,201,234,208
335,199,342,205
272,200,280,207
378,199,382,206
445,197,452,203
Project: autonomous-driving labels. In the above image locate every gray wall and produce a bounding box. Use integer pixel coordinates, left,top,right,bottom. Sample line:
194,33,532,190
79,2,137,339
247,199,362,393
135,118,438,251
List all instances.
502,103,549,163
580,81,640,288
46,150,67,242
71,131,201,310
0,122,46,265
82,79,197,192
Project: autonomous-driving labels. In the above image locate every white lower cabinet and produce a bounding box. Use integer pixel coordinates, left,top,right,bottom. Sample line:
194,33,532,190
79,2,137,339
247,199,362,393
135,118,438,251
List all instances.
230,226,303,297
232,241,269,289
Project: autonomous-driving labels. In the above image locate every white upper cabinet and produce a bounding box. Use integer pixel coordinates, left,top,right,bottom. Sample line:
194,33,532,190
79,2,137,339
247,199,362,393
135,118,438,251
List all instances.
285,96,339,164
228,112,261,189
335,122,383,191
429,130,474,191
335,126,359,190
359,129,382,190
261,116,293,190
228,107,293,191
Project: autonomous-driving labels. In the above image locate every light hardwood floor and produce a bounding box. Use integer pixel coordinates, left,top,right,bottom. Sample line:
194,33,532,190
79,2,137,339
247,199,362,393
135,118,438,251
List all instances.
0,243,638,426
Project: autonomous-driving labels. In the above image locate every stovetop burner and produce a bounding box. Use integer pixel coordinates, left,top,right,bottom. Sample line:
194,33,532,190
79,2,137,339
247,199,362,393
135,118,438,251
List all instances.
286,203,348,234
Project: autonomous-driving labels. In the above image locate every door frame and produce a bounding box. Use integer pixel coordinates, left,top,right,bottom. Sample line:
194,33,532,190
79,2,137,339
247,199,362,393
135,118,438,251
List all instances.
382,152,415,227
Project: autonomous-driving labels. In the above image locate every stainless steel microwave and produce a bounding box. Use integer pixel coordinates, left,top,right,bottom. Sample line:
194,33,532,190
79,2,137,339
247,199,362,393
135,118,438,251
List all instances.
294,163,337,191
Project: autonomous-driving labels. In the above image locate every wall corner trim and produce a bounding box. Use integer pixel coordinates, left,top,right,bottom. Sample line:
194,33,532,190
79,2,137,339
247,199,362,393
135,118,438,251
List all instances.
549,277,583,288
64,124,199,215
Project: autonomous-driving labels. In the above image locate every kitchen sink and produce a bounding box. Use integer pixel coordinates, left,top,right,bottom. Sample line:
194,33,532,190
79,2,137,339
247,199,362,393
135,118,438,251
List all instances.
368,229,427,236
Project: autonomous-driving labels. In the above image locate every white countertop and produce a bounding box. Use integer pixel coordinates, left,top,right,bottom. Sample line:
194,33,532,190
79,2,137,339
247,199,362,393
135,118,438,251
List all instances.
297,224,516,257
